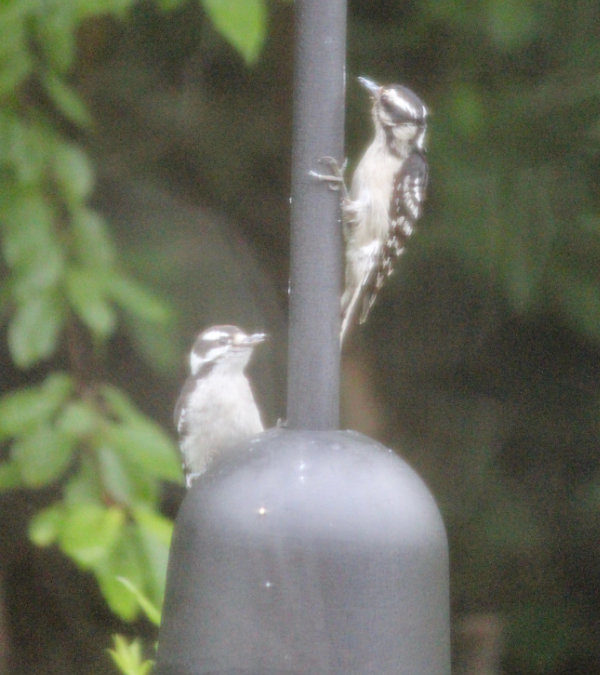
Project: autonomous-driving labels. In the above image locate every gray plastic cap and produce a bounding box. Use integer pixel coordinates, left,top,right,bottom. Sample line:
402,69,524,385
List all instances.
157,428,450,674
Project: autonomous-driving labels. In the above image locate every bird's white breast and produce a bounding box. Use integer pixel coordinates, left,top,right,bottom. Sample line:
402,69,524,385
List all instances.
348,139,404,245
179,371,263,475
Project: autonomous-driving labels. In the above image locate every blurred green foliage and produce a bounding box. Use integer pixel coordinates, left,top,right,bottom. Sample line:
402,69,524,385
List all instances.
0,0,178,632
108,579,161,674
347,2,600,672
108,634,154,675
0,0,268,672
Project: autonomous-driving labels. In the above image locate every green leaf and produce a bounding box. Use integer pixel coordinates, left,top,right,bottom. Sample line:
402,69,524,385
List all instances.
53,142,94,206
56,399,100,439
4,118,54,184
71,208,116,268
202,0,267,64
44,372,75,399
11,423,76,487
95,393,175,499
0,461,22,490
94,532,146,621
41,71,92,128
11,244,64,302
33,6,77,73
63,456,104,505
0,372,72,440
133,507,173,548
0,4,31,97
96,566,139,622
7,291,66,367
95,441,159,505
100,420,182,483
116,576,162,626
0,3,29,55
29,504,63,546
133,507,173,603
0,50,31,99
1,193,56,269
65,266,116,338
99,385,147,424
107,274,170,323
96,445,136,505
58,503,125,567
108,635,154,675
6,196,65,299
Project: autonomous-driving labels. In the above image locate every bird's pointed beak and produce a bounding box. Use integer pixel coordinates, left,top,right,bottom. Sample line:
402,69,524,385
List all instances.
358,76,381,97
245,332,268,346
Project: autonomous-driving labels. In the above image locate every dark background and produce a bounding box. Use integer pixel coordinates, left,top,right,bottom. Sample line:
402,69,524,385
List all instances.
1,1,600,672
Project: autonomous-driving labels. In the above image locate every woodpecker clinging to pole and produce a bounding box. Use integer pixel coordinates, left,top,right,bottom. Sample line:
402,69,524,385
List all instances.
311,77,429,343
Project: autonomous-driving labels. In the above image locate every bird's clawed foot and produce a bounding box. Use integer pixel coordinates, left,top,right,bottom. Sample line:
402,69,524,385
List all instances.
309,156,349,199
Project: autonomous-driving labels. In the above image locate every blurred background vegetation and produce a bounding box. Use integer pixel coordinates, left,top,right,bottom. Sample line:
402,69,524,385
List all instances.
0,0,599,672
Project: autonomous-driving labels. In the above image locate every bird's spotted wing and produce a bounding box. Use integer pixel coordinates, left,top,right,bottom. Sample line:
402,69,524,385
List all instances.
340,240,382,340
359,150,428,323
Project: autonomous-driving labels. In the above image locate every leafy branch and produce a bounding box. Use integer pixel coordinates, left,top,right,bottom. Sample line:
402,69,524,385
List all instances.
0,0,268,671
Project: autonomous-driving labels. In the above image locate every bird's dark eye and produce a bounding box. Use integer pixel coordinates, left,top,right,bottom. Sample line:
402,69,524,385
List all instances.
381,97,394,113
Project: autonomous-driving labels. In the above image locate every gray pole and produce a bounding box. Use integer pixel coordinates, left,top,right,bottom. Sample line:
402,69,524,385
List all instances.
287,0,346,430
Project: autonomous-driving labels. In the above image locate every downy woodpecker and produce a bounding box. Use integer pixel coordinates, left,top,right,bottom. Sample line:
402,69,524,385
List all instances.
312,77,429,342
174,325,266,487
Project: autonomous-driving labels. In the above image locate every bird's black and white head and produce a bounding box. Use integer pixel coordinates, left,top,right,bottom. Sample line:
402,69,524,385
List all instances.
189,325,267,378
359,76,428,155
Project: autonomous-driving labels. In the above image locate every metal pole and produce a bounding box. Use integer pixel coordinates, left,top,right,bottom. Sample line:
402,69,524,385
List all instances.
287,0,346,430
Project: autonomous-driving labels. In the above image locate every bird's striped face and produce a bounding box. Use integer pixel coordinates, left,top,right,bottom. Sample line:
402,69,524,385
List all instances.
189,325,267,376
359,78,428,153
